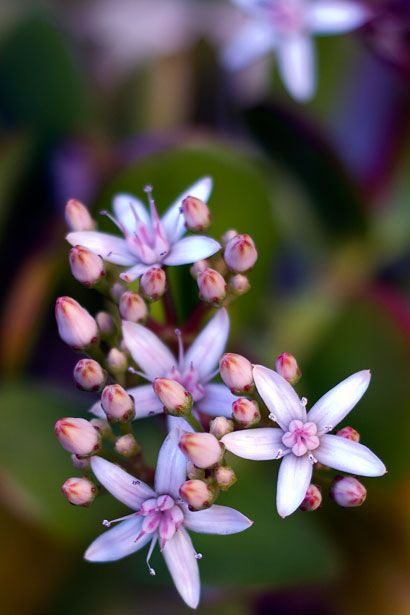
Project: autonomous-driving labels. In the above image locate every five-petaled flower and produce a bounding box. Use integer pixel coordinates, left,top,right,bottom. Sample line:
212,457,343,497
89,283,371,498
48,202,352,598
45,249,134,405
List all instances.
85,427,253,608
222,365,386,517
66,177,220,282
223,0,370,101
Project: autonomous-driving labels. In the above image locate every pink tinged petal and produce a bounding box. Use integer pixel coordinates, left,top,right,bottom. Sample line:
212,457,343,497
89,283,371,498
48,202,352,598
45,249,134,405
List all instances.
308,370,371,432
84,518,151,562
307,1,370,35
163,236,221,266
90,456,155,510
277,34,316,102
196,383,238,417
66,231,135,266
221,428,285,461
155,427,188,498
167,415,195,433
126,384,164,418
315,434,386,477
222,21,276,70
122,321,175,380
119,263,150,283
253,365,306,430
113,193,150,233
184,309,229,382
162,528,200,609
162,177,213,243
184,504,253,535
276,454,313,518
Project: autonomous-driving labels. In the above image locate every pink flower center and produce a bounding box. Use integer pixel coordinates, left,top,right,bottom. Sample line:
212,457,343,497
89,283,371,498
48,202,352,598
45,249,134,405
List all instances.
282,420,320,457
137,494,184,551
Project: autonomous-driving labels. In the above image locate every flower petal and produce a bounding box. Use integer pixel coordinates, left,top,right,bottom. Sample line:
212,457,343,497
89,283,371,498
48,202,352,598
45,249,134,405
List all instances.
162,177,213,243
90,456,155,510
222,427,285,461
196,383,238,417
122,321,176,380
167,415,195,433
222,21,276,70
119,263,151,283
276,454,313,518
163,236,221,266
162,528,200,609
113,193,150,233
184,504,253,535
66,231,135,266
253,365,306,430
84,518,150,562
308,370,371,432
184,308,229,382
277,33,316,102
89,399,105,418
155,427,187,498
315,434,386,476
127,384,164,419
307,1,370,34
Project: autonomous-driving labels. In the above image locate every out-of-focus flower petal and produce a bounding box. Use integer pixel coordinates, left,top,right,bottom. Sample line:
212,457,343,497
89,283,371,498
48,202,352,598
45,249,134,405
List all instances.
155,427,187,498
277,33,316,101
84,518,150,561
163,236,221,266
276,454,313,518
162,528,200,609
222,21,275,70
90,456,155,509
119,262,151,283
196,383,237,416
253,365,306,430
113,193,150,233
315,435,386,476
66,231,135,265
184,309,229,382
162,177,213,243
184,504,253,534
122,321,176,380
307,1,370,34
222,427,285,460
126,384,164,418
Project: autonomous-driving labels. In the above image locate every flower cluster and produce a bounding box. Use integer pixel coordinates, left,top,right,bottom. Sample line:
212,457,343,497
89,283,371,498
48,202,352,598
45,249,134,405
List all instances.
55,178,385,608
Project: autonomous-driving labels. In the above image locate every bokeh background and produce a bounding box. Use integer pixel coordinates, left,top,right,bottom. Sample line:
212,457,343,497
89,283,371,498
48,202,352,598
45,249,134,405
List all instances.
0,1,409,613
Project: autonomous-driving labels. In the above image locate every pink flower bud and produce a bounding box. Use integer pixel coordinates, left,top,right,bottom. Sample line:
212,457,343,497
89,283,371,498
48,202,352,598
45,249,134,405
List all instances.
214,466,237,491
209,416,234,439
330,476,367,507
55,417,101,456
219,353,254,394
179,479,216,510
222,229,238,246
152,378,193,416
115,434,140,457
275,352,302,385
73,359,106,392
187,462,205,480
106,348,128,373
62,477,97,506
232,398,261,427
111,282,126,302
182,196,211,231
69,245,105,287
224,234,257,273
96,311,116,336
179,433,222,469
71,454,91,470
140,267,166,302
228,274,250,296
300,484,322,511
101,384,135,423
119,291,147,322
197,268,227,305
336,426,360,442
55,297,98,350
65,199,95,231
190,259,208,278
90,418,112,438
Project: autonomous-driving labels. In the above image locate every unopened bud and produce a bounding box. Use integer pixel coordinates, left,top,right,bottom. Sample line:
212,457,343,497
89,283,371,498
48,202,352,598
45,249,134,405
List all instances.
152,378,193,416
228,274,250,296
111,282,126,302
73,359,106,392
96,311,116,337
187,462,205,480
115,434,140,457
62,477,97,506
222,229,238,246
197,268,227,305
275,352,302,385
182,196,211,232
140,267,166,302
106,348,128,374
179,432,222,469
101,384,135,422
232,398,261,427
65,198,95,231
190,260,208,278
55,417,101,456
300,484,322,511
214,466,237,491
71,454,91,470
55,297,98,350
69,245,105,287
224,233,257,273
330,476,367,507
336,426,360,442
119,291,147,322
219,353,254,394
179,479,216,510
90,418,112,438
209,416,234,439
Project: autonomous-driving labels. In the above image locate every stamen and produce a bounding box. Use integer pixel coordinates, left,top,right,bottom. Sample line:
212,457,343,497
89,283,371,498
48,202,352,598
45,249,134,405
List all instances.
128,367,153,382
144,184,161,225
275,448,283,459
146,536,157,576
102,513,136,527
175,329,184,367
301,397,308,407
308,453,317,464
100,210,128,236
268,413,277,422
206,367,220,382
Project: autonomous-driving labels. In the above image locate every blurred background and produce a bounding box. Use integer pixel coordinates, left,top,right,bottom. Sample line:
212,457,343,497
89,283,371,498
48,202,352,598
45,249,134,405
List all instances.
0,0,409,613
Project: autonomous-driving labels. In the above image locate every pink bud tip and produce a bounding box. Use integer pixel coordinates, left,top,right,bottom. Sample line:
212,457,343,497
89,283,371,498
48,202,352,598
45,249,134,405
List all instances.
179,433,222,469
119,291,148,322
275,352,302,385
182,196,211,232
69,245,105,287
73,359,106,392
55,417,101,456
232,398,261,427
223,233,257,273
330,476,367,507
140,267,167,302
219,353,254,395
300,484,322,511
336,426,360,442
179,479,215,510
55,297,98,350
228,274,250,296
65,199,95,231
209,416,234,439
101,384,135,423
62,477,97,506
152,378,193,416
197,268,227,305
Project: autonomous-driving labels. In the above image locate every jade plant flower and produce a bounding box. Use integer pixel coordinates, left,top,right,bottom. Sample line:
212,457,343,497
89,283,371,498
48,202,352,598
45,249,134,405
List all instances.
222,365,386,517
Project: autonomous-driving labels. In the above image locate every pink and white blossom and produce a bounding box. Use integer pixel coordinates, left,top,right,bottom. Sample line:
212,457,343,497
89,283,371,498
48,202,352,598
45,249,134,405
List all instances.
222,366,386,517
85,428,252,609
